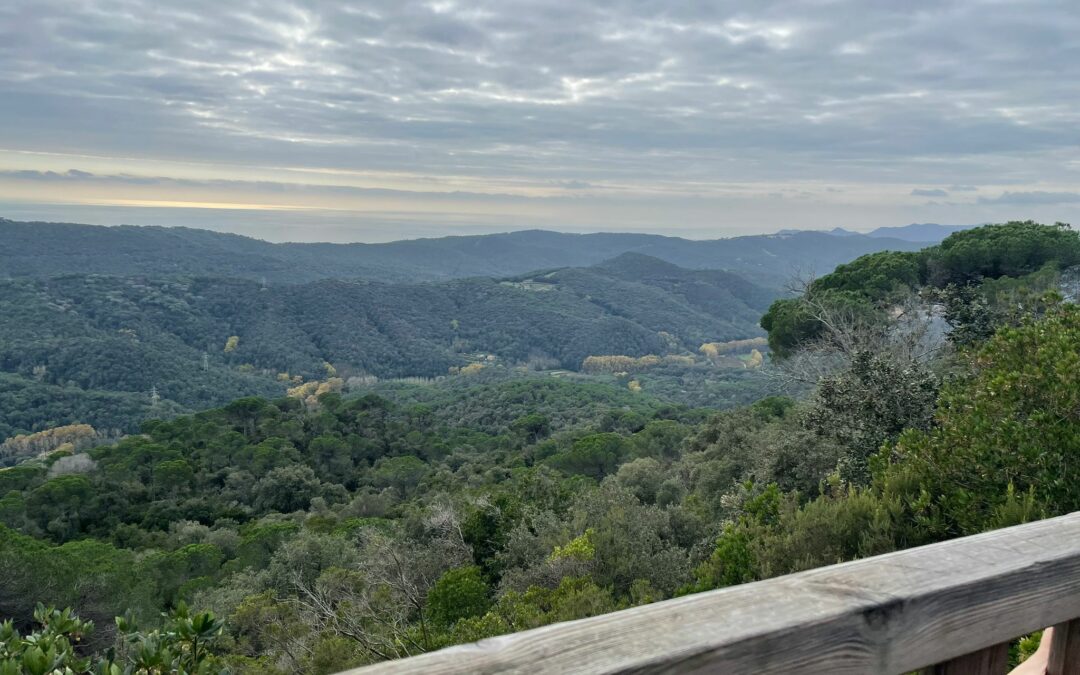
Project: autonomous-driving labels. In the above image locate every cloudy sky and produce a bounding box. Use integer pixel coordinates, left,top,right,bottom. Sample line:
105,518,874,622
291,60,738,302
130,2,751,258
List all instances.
1,0,1078,242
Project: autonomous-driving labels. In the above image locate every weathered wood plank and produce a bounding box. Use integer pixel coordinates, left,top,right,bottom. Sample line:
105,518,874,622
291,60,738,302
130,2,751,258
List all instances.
918,642,1010,674
342,512,1080,675
1047,618,1080,675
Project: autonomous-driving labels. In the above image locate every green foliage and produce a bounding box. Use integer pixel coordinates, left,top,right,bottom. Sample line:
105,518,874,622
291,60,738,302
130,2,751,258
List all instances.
1014,631,1043,667
759,298,821,357
549,529,596,563
446,577,618,645
932,267,1065,347
883,302,1080,535
114,604,226,674
426,567,491,628
930,283,1000,346
0,255,782,441
690,299,1079,593
0,380,716,670
509,414,550,443
762,221,1080,354
372,456,428,494
689,523,757,591
547,433,627,480
357,374,670,434
811,250,924,299
0,526,152,644
0,219,1074,672
0,605,97,675
0,604,223,675
803,351,939,485
928,221,1080,285
0,373,185,452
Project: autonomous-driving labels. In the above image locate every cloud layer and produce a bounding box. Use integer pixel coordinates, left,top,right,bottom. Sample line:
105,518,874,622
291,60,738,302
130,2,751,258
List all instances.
1,0,1079,239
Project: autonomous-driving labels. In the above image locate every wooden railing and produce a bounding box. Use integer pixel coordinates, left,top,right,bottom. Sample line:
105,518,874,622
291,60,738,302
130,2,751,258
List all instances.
340,512,1080,674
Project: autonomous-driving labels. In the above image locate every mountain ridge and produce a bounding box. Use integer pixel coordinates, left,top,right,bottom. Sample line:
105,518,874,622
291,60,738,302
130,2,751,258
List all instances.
0,218,924,288
777,223,978,242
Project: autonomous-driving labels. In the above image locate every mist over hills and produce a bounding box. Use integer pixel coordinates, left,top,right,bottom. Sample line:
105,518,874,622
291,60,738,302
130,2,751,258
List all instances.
0,218,924,288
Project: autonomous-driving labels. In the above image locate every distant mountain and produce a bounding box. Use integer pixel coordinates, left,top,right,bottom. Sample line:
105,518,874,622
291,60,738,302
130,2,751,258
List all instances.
0,218,923,288
865,223,977,242
776,227,860,237
777,224,978,243
0,255,778,439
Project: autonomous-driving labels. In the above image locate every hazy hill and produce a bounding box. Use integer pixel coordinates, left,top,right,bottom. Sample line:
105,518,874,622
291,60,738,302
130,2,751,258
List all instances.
865,223,976,242
0,255,777,439
0,218,922,287
785,223,978,243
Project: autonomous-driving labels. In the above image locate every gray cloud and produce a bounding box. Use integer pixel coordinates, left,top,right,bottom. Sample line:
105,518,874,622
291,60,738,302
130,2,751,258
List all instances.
978,191,1080,205
0,168,542,202
8,169,94,181
1,0,1079,237
559,180,594,190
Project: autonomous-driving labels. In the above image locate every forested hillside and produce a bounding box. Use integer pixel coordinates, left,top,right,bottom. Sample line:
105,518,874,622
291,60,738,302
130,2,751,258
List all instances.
0,218,923,287
2,221,1076,674
762,220,1080,356
0,256,777,440
351,366,776,431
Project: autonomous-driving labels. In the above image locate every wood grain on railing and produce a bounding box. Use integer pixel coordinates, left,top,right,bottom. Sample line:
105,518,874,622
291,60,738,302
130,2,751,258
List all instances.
343,512,1080,675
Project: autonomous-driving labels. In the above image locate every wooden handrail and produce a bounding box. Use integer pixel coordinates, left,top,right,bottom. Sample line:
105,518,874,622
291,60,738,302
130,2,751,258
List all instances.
342,512,1080,674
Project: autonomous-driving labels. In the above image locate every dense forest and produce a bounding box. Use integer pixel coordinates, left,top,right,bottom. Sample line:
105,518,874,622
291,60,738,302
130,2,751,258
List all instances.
0,254,778,441
1,221,1077,673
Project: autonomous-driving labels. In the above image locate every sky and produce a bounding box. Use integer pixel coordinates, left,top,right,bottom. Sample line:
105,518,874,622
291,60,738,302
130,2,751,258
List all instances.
1,0,1079,242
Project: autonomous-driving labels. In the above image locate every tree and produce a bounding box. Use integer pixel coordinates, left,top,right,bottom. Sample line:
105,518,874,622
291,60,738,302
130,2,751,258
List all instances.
615,458,663,504
255,465,324,513
27,475,94,540
927,221,1080,285
372,456,428,494
427,566,490,628
883,301,1080,536
810,250,924,299
744,349,764,369
762,222,1080,357
510,414,550,443
1,424,98,463
153,459,195,495
547,433,627,480
931,282,999,346
759,298,823,357
803,350,939,485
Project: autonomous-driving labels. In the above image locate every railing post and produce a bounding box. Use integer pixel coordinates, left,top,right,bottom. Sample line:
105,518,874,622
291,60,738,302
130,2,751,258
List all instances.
918,642,1010,674
1047,619,1080,675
